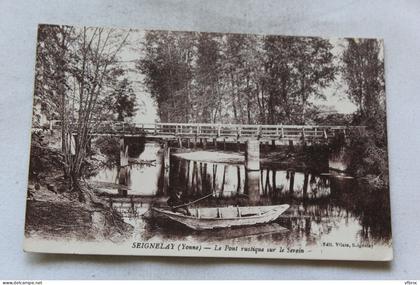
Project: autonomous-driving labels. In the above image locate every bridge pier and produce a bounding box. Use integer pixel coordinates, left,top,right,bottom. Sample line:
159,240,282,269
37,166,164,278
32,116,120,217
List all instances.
163,141,170,194
117,166,130,196
288,170,295,195
245,140,260,171
178,137,183,148
120,137,129,167
288,140,294,152
118,137,130,196
303,172,309,199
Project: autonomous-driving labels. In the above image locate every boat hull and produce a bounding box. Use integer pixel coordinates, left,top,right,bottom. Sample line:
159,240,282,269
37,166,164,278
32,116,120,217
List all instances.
152,204,289,230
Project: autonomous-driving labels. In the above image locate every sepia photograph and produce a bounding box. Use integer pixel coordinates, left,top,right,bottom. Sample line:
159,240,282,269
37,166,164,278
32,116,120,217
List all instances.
24,24,392,260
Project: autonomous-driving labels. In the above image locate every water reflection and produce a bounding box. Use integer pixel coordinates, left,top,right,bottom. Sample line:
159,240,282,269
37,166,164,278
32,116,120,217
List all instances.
92,143,162,196
169,157,333,204
90,142,392,246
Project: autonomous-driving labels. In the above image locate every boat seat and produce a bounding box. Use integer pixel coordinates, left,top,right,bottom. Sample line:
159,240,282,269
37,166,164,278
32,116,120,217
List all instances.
220,207,240,219
198,208,217,218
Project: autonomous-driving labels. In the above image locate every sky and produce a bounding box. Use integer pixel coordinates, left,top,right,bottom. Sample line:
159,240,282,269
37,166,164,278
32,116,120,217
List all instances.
311,38,358,114
118,30,159,123
117,30,358,124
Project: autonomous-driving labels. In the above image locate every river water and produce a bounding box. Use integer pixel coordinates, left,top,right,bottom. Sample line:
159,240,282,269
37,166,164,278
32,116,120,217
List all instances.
90,142,391,248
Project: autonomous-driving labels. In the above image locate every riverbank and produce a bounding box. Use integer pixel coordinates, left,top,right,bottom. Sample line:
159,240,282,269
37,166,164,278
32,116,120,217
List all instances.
26,130,134,242
25,177,133,242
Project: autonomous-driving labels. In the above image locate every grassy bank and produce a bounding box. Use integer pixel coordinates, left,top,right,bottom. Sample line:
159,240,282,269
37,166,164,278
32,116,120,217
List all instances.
26,178,133,242
26,131,133,242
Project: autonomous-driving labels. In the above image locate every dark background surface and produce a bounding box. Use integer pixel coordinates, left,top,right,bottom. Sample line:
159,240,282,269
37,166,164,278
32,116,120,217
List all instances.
0,0,419,279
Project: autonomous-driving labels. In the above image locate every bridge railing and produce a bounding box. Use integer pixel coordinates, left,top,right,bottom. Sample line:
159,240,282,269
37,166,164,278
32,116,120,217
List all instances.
96,122,365,140
46,120,366,140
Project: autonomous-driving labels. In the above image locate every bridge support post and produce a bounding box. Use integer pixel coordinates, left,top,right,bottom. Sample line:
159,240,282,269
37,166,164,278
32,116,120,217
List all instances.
213,138,217,149
245,140,260,171
163,141,170,194
178,137,183,148
288,170,295,195
118,137,130,197
303,172,309,199
117,166,130,196
288,140,294,152
120,137,129,167
203,138,207,149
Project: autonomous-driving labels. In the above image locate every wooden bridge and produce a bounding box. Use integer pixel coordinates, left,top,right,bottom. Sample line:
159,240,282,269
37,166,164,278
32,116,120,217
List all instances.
49,121,365,143
43,120,362,172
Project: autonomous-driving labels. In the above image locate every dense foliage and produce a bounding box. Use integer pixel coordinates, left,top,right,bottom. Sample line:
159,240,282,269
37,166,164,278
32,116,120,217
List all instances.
138,32,336,124
341,39,388,188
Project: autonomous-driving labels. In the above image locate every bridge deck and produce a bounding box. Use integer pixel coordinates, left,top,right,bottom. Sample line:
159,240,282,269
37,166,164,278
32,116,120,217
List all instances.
49,122,365,141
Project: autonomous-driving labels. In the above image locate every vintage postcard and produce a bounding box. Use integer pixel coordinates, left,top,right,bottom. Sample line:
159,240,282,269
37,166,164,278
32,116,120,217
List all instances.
24,24,392,260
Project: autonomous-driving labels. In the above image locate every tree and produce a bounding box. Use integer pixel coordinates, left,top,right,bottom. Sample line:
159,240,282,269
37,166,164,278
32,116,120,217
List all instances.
263,35,299,124
342,38,387,147
65,27,130,195
221,34,264,124
342,38,388,188
294,38,336,124
263,36,336,124
138,31,336,125
111,78,137,121
34,24,74,121
138,31,196,122
194,33,222,123
342,39,385,122
34,25,131,198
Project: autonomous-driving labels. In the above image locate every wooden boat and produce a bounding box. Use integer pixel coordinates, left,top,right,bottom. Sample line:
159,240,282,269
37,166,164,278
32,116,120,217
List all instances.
152,204,289,230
